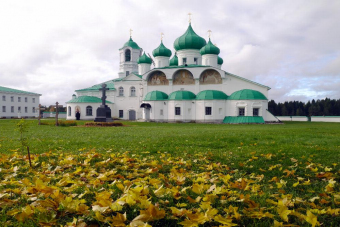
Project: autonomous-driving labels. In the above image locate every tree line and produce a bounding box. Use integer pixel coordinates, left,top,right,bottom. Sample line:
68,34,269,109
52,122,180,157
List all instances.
268,98,340,116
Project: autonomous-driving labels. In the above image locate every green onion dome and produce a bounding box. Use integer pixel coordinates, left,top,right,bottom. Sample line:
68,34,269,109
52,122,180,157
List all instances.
152,41,172,57
137,52,152,64
228,89,267,100
120,37,141,50
218,56,224,65
200,39,220,55
144,91,168,101
169,90,196,100
196,90,228,100
174,24,206,51
169,54,178,66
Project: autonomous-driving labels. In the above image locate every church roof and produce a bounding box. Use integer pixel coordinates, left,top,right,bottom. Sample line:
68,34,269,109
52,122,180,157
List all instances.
144,90,168,101
137,52,152,64
218,56,224,65
225,72,270,90
66,96,112,103
223,116,265,124
169,54,178,66
169,90,196,100
152,41,172,57
228,89,267,100
200,39,220,55
0,86,41,95
174,23,206,51
76,81,115,92
119,37,141,50
196,90,228,100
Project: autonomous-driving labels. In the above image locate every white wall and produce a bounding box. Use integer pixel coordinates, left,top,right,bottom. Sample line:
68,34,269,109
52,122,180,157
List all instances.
195,100,226,123
277,116,308,122
0,92,40,118
311,116,340,122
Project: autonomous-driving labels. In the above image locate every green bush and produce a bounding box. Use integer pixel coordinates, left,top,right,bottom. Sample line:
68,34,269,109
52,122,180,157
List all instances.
58,120,77,126
85,122,123,127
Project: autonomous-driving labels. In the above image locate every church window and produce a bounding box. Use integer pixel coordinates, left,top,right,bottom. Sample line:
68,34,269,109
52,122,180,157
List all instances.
32,107,35,113
32,98,35,103
25,107,28,113
18,97,21,102
125,49,131,62
25,97,28,102
2,95,5,101
2,106,5,112
239,108,245,116
119,87,124,96
18,107,21,113
183,58,187,65
219,108,222,115
86,106,92,116
130,87,136,96
253,108,259,116
126,71,129,76
205,107,212,115
194,58,198,65
11,106,14,113
68,106,71,116
11,96,14,102
119,110,124,118
160,109,163,116
175,107,181,115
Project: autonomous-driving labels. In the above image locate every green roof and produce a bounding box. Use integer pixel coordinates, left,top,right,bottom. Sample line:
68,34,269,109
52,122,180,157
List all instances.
169,54,178,66
196,90,228,100
132,73,143,78
223,116,265,124
0,86,41,95
144,90,168,101
168,90,196,100
228,89,267,100
174,23,206,51
137,52,152,64
200,38,220,55
76,81,115,92
218,56,223,65
119,37,141,50
66,96,112,104
153,41,172,57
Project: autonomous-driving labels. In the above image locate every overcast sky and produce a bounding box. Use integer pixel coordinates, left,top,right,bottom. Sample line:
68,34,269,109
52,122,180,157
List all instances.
1,0,340,105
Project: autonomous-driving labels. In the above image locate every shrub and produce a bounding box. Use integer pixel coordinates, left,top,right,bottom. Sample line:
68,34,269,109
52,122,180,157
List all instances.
58,120,77,127
85,122,123,127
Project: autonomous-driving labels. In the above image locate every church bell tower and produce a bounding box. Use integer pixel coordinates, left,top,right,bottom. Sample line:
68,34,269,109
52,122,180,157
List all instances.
118,29,143,78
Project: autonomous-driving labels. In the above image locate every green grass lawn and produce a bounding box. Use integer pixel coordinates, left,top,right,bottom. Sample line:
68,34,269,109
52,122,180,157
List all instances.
0,119,339,226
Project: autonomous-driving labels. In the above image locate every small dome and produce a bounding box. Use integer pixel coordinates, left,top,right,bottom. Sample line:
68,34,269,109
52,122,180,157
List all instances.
169,90,196,100
153,41,172,57
144,90,168,101
120,37,141,50
196,90,228,100
228,89,267,100
137,52,152,64
218,56,223,65
169,54,178,66
174,24,206,51
200,39,220,55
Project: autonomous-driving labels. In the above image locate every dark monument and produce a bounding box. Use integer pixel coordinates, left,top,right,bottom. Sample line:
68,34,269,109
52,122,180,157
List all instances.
94,84,113,122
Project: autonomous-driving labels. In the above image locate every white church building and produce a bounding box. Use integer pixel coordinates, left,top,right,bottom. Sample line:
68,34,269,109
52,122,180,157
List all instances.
66,22,278,124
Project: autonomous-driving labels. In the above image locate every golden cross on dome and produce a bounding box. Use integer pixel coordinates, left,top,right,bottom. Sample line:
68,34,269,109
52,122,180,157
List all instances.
129,29,133,38
208,30,212,38
161,32,164,41
188,13,192,23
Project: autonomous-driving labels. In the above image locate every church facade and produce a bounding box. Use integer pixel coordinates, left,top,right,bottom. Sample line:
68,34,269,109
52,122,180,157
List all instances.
66,23,278,123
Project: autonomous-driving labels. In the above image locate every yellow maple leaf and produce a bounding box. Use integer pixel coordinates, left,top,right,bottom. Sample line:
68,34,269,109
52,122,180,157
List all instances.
109,212,127,227
305,210,319,227
277,205,291,222
133,204,165,222
214,214,238,226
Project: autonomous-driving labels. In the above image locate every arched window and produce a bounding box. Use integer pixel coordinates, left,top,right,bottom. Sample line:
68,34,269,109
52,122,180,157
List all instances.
125,49,131,62
119,87,124,96
68,106,71,116
86,106,92,116
130,86,136,96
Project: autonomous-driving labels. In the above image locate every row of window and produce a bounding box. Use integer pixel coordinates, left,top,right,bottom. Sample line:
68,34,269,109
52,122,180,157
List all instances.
239,108,259,116
2,106,36,113
2,95,36,103
173,107,260,116
67,106,94,116
118,86,136,97
182,57,198,65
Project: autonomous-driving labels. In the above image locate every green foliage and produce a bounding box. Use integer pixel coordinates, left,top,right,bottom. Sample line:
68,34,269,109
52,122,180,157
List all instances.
16,118,29,149
58,120,77,127
85,122,123,127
